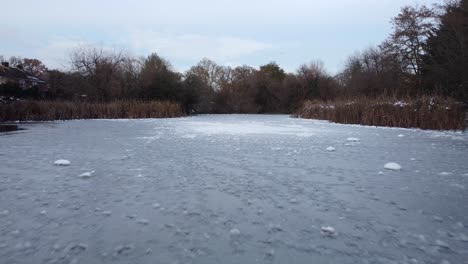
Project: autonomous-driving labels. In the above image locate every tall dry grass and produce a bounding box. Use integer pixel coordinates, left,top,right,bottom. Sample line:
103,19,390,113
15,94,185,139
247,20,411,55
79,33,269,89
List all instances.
0,100,185,122
294,96,465,130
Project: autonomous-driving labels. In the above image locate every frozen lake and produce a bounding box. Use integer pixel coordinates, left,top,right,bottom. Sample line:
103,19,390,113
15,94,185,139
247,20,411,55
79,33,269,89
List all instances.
1,115,467,264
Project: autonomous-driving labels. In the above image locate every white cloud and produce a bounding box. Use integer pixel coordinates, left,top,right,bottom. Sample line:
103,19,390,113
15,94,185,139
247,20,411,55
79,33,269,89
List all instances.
128,29,273,63
37,39,85,69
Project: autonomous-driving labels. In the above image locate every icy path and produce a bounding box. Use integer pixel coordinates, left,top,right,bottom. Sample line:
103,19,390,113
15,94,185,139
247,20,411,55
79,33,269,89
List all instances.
1,115,467,264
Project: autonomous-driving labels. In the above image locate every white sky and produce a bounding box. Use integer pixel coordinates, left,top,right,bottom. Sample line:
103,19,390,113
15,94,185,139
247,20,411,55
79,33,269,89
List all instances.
1,0,439,74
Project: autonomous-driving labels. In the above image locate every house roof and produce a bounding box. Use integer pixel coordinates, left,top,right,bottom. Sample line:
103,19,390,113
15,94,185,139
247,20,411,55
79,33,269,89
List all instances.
0,65,46,83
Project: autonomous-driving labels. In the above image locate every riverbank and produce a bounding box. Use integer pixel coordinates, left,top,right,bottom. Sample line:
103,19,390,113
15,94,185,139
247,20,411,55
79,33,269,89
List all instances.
0,100,185,122
293,97,465,131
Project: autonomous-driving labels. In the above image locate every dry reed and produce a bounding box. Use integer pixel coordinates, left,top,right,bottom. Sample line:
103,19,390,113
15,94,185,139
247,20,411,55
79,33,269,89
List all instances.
293,96,465,130
0,100,185,122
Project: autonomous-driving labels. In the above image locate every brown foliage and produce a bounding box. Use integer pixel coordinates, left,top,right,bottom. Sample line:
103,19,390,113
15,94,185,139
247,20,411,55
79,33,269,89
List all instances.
294,96,465,130
0,100,185,122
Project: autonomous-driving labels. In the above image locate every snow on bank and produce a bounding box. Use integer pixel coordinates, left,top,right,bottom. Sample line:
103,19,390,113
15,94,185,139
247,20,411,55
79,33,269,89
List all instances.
54,159,70,166
384,163,402,171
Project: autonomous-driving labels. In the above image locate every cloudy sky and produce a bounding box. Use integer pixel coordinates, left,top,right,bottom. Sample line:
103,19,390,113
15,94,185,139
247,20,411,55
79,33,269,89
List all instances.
2,0,438,74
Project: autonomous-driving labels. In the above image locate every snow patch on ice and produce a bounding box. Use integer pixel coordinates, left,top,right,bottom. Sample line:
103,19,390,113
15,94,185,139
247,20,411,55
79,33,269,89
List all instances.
439,172,452,176
289,198,299,204
435,240,450,249
114,244,133,255
321,226,336,237
102,211,112,216
0,210,9,216
326,146,336,152
54,159,70,166
384,163,402,171
136,219,149,225
182,121,317,136
78,171,95,178
230,228,241,236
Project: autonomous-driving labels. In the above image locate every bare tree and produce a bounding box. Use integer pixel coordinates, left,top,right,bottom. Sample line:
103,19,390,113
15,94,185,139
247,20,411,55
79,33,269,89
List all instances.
385,5,437,75
70,45,125,101
21,58,49,79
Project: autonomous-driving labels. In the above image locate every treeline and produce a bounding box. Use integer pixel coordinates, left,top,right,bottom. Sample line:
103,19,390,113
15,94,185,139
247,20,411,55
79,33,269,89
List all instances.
1,0,467,115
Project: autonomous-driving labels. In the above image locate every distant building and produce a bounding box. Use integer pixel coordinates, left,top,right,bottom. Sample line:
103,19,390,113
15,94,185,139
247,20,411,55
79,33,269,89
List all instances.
0,62,48,92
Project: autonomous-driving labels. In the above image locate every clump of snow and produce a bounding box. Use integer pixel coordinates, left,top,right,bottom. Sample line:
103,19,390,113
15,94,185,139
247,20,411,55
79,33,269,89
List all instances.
394,101,409,107
326,146,336,152
384,163,402,171
457,234,468,242
398,134,405,138
78,171,95,178
435,240,450,249
378,171,384,175
114,244,133,256
346,137,360,142
136,219,149,225
102,211,112,216
289,198,299,204
0,210,9,216
230,228,241,236
54,159,71,166
321,226,337,237
268,223,283,233
152,203,161,208
439,172,452,176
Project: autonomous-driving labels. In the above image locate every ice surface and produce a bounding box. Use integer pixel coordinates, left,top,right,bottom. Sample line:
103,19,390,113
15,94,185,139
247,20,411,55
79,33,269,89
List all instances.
1,114,467,263
384,162,402,171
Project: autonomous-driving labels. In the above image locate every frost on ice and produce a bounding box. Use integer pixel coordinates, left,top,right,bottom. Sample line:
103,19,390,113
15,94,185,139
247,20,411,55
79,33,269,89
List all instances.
384,162,402,171
54,159,71,166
